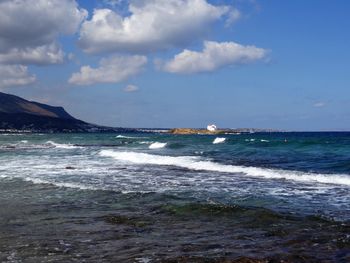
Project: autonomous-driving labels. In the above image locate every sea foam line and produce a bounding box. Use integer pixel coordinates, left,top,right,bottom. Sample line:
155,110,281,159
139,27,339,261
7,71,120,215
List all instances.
116,135,148,139
99,150,350,186
23,177,99,191
45,141,81,149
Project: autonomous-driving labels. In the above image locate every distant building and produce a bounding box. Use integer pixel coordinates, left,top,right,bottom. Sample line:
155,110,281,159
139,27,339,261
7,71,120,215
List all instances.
207,124,217,131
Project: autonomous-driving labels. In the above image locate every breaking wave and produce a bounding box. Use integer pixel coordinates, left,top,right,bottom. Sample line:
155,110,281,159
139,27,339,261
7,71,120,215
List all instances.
99,150,350,186
116,135,148,139
213,137,226,144
149,142,167,149
45,141,81,149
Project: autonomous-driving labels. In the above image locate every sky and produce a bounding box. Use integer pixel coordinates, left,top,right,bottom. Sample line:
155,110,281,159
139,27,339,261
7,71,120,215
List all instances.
0,0,349,131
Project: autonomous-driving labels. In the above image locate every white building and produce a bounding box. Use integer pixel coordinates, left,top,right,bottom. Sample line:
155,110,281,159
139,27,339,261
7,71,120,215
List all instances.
207,124,217,132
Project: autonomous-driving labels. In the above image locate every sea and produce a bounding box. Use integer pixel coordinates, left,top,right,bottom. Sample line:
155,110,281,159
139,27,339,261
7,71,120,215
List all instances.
0,132,349,262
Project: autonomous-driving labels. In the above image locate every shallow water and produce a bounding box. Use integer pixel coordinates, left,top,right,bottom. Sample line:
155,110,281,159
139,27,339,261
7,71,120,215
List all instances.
0,132,349,262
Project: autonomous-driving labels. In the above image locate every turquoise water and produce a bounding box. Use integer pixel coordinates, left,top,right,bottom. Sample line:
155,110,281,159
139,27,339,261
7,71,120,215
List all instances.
0,132,349,262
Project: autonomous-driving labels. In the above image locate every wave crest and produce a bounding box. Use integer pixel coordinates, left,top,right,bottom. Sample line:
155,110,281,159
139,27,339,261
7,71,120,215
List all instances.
213,137,226,144
46,141,80,149
149,142,167,149
99,150,350,186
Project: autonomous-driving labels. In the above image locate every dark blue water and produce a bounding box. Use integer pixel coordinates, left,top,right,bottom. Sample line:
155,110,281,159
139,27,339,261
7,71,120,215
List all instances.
0,132,349,262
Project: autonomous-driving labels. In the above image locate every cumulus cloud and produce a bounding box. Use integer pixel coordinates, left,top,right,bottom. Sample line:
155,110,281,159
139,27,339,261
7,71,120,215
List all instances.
123,84,139,92
0,43,64,65
0,65,36,89
69,55,147,86
0,0,87,64
78,0,230,54
160,41,267,74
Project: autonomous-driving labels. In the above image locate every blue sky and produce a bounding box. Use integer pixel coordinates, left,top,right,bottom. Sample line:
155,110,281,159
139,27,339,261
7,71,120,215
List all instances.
0,0,349,130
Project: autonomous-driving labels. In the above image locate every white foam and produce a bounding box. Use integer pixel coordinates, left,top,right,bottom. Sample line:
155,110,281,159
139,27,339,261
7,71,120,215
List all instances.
244,139,256,142
139,141,153,145
99,150,350,186
24,177,99,191
261,139,269,142
213,137,226,144
0,133,25,136
116,135,132,139
149,142,167,149
116,135,148,139
45,141,80,149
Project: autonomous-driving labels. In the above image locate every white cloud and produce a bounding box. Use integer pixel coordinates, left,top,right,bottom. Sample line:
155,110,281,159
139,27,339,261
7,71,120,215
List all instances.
226,8,241,26
103,0,126,7
161,41,267,74
0,43,64,65
313,102,326,108
123,84,139,92
69,55,147,86
78,0,230,54
0,65,36,89
0,0,87,64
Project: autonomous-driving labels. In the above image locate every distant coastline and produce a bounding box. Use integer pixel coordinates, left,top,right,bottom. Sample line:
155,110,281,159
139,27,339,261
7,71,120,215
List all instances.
0,91,138,134
2,91,346,134
169,128,280,135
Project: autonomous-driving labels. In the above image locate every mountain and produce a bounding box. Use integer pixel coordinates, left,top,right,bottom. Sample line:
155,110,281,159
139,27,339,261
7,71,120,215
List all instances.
0,92,75,119
0,92,130,133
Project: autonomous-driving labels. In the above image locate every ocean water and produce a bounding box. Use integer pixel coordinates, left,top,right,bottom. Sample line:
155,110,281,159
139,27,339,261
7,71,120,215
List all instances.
0,132,349,262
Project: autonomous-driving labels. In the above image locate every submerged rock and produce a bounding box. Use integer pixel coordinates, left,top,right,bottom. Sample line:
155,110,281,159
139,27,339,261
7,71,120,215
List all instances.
103,214,148,227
